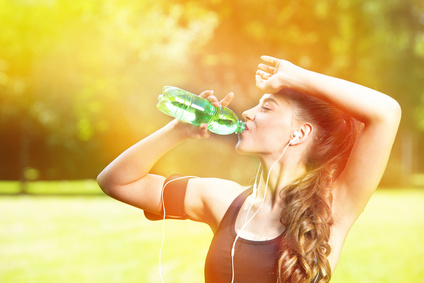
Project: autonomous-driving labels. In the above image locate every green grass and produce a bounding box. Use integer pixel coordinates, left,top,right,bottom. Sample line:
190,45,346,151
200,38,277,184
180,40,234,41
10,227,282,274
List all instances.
1,183,423,283
0,180,102,195
331,189,424,283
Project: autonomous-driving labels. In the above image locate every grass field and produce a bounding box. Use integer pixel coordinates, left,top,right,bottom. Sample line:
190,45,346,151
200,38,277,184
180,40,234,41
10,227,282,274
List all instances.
1,181,424,282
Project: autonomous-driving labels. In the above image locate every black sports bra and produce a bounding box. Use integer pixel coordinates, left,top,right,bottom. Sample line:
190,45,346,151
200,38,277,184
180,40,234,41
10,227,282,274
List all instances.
204,188,283,283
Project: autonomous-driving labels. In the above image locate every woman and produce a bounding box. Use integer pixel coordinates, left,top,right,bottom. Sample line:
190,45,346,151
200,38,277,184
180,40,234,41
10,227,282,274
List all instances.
97,56,401,282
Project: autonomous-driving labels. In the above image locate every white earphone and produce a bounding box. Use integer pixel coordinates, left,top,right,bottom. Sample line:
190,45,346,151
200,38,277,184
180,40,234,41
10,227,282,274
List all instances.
290,130,301,144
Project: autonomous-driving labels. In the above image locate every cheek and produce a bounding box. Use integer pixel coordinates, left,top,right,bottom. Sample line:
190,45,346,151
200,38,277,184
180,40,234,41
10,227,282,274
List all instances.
256,120,286,140
236,125,286,153
255,119,295,148
258,130,285,149
236,111,294,152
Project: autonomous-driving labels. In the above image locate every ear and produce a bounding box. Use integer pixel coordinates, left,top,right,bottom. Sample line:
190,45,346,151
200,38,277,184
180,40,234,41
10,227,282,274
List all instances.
290,123,313,145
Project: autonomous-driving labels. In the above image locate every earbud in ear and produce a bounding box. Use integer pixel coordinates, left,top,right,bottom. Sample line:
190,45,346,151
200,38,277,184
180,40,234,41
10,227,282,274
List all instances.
290,131,301,144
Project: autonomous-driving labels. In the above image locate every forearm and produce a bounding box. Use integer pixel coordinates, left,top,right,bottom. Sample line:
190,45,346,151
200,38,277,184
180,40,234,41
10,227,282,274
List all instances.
97,120,186,189
97,89,225,195
296,69,400,124
257,56,400,124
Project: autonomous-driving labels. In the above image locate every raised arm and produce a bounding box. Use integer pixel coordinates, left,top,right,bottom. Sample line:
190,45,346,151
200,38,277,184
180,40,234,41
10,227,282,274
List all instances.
256,55,401,225
97,90,239,227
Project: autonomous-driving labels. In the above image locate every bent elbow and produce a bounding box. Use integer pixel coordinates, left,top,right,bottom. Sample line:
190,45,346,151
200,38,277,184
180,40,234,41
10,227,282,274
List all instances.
376,97,401,126
96,171,114,196
388,98,402,125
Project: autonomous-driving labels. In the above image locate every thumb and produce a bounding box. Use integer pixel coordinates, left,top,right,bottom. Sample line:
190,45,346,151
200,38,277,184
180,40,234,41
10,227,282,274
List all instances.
255,74,266,91
219,92,234,107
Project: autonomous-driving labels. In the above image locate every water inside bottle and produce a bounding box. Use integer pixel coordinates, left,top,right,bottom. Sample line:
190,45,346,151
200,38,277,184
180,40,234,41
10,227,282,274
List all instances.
157,86,246,135
157,93,215,126
207,106,240,135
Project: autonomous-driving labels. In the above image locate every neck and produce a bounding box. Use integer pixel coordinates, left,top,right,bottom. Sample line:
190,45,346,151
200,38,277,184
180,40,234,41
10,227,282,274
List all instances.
255,154,306,207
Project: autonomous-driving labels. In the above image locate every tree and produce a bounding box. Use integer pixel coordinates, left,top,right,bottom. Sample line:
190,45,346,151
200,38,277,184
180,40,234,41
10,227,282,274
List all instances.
1,0,423,187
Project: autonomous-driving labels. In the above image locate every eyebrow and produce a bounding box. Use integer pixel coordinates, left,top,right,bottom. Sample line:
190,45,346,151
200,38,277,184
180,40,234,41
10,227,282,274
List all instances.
260,97,280,106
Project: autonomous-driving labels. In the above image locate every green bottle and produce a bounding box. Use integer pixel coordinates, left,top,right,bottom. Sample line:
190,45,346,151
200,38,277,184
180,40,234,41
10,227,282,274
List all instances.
157,86,246,135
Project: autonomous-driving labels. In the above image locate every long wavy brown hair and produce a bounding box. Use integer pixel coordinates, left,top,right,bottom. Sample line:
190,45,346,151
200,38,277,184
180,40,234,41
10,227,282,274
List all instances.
276,88,363,283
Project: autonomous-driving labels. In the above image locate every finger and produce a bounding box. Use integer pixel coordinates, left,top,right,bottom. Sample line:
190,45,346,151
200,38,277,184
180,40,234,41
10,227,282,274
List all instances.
258,63,275,74
199,90,221,106
200,123,208,130
219,92,234,107
256,69,271,80
197,123,210,139
199,90,214,98
260,55,279,65
255,73,266,88
207,94,220,107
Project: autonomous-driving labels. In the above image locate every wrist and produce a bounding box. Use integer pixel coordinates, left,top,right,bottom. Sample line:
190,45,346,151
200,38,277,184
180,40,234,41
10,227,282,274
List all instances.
165,119,189,140
285,65,315,94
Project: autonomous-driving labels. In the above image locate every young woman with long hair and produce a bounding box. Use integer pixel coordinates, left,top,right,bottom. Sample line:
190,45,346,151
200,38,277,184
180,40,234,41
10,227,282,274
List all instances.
97,55,401,282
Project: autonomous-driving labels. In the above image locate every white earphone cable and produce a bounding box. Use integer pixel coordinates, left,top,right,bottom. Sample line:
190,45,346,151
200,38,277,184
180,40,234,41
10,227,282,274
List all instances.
159,175,199,283
158,134,298,283
243,164,262,225
230,138,294,283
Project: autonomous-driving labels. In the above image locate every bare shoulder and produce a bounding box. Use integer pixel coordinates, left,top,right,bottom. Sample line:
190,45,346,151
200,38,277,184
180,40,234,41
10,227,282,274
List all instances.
185,177,247,231
188,177,246,200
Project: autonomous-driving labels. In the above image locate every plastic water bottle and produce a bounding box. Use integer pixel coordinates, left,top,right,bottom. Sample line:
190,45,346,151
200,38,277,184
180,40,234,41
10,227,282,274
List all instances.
157,86,246,135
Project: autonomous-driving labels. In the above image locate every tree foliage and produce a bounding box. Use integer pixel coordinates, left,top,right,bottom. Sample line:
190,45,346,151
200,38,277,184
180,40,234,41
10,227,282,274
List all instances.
0,0,423,184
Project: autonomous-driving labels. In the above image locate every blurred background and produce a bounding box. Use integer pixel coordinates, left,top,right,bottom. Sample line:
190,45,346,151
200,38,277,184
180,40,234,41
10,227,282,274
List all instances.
1,0,424,188
1,0,424,282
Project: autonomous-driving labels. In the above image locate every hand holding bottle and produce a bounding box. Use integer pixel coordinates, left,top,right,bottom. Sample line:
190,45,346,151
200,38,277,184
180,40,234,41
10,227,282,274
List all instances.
169,89,236,140
158,87,245,137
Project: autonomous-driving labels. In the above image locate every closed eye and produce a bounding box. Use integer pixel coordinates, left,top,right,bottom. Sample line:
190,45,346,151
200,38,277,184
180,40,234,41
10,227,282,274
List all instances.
260,103,272,112
257,96,279,113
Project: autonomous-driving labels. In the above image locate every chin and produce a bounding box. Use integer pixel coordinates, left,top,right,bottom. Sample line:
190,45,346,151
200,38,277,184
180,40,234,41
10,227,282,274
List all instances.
235,132,262,155
235,141,254,155
235,141,245,154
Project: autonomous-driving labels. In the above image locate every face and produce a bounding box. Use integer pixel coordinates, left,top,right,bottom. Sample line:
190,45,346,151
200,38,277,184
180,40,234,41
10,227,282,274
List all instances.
236,93,298,156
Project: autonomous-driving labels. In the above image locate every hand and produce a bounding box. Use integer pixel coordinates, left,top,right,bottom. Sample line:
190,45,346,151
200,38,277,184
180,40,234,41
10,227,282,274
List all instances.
255,55,304,94
172,90,235,140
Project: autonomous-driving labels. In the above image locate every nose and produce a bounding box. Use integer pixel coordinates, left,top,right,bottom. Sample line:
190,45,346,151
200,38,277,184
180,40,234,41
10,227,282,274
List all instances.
242,107,255,121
